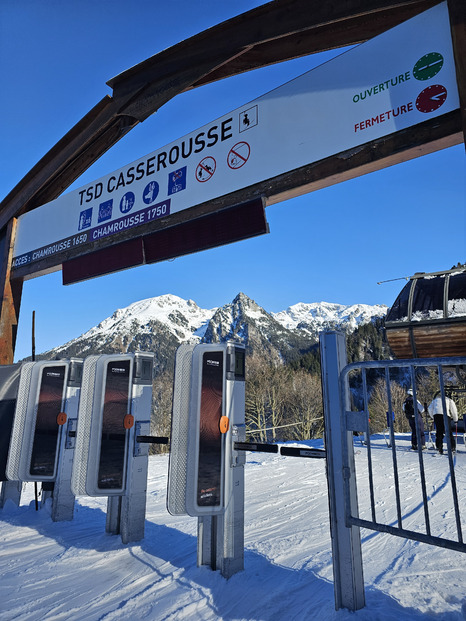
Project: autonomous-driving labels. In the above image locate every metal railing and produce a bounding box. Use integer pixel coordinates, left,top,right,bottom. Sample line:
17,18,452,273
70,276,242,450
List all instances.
340,356,466,553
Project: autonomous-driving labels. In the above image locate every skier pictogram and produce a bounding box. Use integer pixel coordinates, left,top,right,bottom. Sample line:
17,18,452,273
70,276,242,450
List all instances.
239,105,258,133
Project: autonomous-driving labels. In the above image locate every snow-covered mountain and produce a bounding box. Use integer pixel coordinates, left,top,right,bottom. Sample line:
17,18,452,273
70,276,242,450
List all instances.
273,301,388,341
41,293,387,372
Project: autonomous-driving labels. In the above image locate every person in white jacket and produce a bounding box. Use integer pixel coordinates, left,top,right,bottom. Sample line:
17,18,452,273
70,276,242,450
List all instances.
428,391,458,454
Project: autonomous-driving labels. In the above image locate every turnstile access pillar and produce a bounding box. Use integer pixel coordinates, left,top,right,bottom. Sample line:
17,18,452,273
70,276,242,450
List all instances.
167,342,246,578
5,359,83,520
71,352,154,543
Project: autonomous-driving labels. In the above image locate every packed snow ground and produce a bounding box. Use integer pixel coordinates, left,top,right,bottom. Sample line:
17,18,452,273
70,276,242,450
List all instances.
1,435,465,620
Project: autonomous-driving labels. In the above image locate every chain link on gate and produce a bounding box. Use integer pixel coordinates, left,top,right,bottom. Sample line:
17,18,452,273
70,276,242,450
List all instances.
340,355,466,553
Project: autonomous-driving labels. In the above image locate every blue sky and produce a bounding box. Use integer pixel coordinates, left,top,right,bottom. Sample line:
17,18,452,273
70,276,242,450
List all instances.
1,0,465,361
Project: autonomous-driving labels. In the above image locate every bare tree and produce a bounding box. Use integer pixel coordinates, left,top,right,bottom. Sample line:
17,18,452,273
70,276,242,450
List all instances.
368,378,410,434
150,371,173,454
245,356,324,443
245,353,270,442
281,370,323,441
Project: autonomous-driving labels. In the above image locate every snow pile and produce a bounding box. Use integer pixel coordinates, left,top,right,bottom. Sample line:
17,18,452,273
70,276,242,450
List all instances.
1,435,465,620
411,309,445,321
449,299,466,318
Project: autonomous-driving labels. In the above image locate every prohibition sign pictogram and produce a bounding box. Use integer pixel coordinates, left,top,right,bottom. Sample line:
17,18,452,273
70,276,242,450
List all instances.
196,156,216,182
227,141,250,169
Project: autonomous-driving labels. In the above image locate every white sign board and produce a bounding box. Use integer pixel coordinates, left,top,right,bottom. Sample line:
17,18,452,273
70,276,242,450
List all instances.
12,2,459,269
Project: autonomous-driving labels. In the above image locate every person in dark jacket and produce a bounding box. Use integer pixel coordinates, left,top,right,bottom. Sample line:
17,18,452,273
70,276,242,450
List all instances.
403,389,426,450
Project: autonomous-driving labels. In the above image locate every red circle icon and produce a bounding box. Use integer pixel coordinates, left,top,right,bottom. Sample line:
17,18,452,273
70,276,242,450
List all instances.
227,142,250,169
196,157,216,182
415,84,447,113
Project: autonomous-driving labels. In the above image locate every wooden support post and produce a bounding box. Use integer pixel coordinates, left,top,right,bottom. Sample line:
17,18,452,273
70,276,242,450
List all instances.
448,0,466,150
0,220,23,364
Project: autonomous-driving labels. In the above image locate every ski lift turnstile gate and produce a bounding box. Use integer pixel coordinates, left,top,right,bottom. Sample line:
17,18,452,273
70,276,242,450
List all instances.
320,331,466,613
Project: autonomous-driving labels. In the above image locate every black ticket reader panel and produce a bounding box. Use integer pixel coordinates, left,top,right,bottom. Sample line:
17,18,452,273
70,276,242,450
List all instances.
167,342,246,517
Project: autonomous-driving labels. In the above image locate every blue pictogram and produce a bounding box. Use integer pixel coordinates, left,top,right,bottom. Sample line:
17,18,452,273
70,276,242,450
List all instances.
98,199,113,223
143,181,160,205
168,166,187,195
120,191,135,214
78,208,92,231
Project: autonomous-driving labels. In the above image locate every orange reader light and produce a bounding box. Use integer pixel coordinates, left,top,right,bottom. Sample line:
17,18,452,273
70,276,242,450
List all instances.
219,416,230,434
123,414,134,429
56,412,67,426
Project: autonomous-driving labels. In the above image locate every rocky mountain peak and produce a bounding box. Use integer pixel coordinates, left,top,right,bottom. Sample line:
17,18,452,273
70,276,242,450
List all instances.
36,293,387,373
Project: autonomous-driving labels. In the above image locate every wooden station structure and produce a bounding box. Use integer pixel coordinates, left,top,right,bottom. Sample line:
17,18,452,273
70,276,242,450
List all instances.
385,265,466,358
0,0,465,364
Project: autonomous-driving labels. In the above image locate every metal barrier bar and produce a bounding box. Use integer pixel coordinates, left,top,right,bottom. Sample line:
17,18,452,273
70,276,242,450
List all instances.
280,447,326,459
410,367,431,537
361,368,377,523
438,367,463,544
342,356,466,373
349,516,466,554
384,367,403,529
136,435,169,444
234,442,326,459
233,442,278,453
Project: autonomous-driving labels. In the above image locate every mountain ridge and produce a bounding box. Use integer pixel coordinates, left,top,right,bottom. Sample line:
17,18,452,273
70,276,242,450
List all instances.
36,292,388,372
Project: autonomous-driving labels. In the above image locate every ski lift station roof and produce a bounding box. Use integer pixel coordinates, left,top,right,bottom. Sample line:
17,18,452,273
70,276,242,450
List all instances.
385,265,466,358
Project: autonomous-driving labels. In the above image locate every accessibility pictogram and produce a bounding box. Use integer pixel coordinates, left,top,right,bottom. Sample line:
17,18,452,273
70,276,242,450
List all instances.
196,157,216,182
227,142,250,169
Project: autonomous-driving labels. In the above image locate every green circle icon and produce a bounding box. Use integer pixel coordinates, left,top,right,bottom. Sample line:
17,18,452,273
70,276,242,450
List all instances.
413,52,444,81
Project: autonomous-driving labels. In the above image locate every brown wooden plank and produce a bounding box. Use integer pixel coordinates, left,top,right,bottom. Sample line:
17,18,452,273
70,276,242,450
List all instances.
0,221,23,364
61,198,268,284
191,1,439,88
111,0,437,95
387,323,466,358
386,327,413,358
448,0,466,148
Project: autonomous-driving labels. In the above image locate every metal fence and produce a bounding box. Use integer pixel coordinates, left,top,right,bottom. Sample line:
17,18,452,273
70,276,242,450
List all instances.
341,355,466,553
319,331,466,612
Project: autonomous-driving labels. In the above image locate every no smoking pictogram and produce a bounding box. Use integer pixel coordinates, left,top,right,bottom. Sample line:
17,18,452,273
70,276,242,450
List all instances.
196,157,216,182
227,142,250,169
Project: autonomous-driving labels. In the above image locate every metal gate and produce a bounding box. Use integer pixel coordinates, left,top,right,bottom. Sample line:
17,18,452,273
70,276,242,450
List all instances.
320,331,466,612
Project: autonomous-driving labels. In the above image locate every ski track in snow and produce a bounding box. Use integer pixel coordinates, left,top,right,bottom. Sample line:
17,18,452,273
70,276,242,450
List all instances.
1,436,465,620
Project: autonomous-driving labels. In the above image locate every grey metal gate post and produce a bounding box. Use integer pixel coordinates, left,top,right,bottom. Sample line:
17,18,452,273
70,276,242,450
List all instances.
0,480,21,508
320,330,365,611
